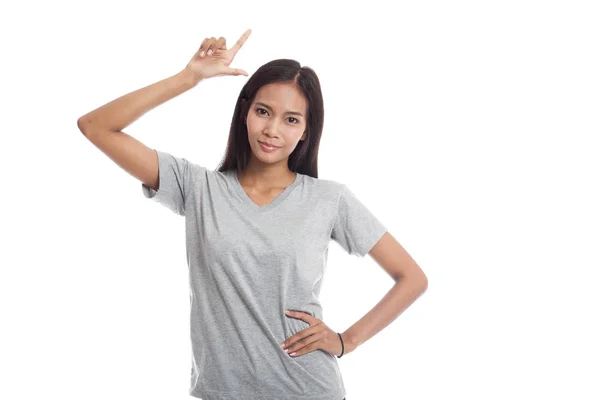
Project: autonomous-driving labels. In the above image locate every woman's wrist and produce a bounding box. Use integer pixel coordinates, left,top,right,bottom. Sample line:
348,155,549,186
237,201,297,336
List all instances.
179,67,203,87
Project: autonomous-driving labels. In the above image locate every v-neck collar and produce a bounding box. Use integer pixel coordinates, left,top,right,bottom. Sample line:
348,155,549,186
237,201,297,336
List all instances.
229,169,302,213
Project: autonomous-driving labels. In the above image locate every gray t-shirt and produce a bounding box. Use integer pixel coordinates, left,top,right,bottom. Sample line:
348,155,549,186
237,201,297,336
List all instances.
141,149,387,400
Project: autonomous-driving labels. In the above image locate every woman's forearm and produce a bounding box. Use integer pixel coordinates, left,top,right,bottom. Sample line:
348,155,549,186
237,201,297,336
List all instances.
342,275,428,354
78,68,201,134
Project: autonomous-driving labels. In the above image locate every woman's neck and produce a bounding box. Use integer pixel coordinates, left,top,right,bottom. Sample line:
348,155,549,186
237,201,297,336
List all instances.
237,166,296,191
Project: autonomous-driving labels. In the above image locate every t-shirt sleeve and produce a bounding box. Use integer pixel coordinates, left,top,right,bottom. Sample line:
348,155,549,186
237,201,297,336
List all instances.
141,149,192,216
330,183,388,257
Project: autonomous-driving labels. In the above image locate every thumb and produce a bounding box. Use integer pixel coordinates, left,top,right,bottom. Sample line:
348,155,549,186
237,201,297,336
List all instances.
222,67,249,77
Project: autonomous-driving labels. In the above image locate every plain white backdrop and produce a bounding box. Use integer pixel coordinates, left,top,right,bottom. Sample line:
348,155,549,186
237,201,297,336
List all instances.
1,0,599,399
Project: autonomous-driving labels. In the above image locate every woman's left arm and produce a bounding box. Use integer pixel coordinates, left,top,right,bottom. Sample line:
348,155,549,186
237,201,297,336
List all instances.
342,232,428,354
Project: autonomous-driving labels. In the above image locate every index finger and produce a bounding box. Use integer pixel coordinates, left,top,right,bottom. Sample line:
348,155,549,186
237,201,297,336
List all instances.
230,28,252,56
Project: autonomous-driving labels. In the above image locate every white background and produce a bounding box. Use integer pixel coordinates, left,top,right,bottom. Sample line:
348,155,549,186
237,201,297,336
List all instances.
1,0,599,399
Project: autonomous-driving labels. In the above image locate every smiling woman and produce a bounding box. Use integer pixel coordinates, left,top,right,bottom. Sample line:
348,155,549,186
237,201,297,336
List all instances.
78,29,419,400
238,80,309,171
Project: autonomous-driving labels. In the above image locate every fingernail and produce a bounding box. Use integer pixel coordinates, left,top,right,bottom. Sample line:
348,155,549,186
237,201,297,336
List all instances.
199,51,204,57
289,352,296,356
280,343,285,349
207,49,212,55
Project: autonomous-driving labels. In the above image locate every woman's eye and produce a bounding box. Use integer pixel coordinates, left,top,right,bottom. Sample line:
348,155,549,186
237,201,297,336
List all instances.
256,108,299,124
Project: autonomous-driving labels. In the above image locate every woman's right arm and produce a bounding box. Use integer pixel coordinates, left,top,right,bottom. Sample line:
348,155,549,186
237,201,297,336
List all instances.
78,30,251,191
77,68,201,191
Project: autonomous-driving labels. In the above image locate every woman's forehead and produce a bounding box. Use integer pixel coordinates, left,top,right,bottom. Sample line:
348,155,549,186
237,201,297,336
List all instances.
254,83,306,112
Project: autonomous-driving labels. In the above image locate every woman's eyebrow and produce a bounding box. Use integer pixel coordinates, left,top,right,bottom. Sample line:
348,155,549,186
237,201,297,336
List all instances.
255,102,304,117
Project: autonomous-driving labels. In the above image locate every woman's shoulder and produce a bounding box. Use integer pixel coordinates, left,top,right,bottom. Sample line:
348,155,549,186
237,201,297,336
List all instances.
300,173,344,199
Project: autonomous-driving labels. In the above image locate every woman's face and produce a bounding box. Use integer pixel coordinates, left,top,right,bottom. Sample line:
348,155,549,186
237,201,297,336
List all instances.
245,82,307,165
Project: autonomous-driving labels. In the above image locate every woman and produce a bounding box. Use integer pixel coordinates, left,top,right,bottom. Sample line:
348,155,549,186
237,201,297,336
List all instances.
78,28,427,400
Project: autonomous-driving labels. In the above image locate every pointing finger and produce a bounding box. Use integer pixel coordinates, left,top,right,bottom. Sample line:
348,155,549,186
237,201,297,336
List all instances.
230,28,252,57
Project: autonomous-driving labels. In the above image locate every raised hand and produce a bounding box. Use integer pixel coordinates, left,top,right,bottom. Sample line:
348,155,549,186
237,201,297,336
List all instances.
184,29,252,81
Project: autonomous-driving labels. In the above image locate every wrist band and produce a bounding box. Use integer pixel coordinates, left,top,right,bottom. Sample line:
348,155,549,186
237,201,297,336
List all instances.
336,332,345,358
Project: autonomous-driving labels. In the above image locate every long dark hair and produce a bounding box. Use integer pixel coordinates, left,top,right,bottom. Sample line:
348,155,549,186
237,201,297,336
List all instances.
216,59,324,179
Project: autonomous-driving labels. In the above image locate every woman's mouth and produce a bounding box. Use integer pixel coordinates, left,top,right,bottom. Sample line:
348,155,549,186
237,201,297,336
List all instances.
259,141,280,152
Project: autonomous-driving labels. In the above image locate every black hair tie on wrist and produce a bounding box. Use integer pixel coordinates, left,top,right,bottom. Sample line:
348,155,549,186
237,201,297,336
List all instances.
336,332,345,358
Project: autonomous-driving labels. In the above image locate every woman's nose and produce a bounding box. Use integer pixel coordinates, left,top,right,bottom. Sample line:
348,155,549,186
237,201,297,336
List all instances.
263,121,280,135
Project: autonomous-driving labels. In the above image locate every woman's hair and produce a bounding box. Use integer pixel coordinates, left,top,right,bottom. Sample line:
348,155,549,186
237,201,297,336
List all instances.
216,59,324,179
